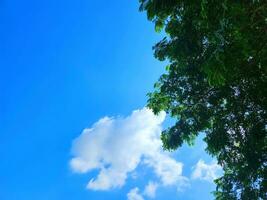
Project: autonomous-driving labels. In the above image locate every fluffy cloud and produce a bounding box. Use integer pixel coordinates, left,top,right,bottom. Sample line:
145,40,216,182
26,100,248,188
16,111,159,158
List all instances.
191,159,222,182
143,181,158,198
127,188,144,200
70,108,186,191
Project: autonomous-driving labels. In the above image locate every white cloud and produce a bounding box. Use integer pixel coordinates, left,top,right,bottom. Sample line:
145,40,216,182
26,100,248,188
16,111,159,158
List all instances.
70,108,186,191
143,181,158,198
127,188,144,200
144,154,186,187
191,159,222,182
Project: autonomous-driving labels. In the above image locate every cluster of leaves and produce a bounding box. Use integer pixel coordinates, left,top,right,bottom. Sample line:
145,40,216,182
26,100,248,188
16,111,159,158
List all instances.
139,0,267,199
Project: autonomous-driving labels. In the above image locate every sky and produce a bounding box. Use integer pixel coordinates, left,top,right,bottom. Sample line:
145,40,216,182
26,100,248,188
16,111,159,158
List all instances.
0,1,221,200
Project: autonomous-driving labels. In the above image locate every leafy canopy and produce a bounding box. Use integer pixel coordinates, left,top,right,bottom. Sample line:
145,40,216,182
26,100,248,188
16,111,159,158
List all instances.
139,0,267,199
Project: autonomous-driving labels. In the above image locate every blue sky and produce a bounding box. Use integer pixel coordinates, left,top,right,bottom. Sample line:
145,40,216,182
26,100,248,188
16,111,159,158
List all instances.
0,1,221,200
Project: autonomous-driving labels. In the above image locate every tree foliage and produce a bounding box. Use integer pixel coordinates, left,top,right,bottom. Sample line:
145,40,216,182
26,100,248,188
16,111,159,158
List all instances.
139,0,267,199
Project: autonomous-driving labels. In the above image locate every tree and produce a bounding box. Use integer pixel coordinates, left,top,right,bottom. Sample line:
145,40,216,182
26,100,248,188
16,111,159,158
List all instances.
139,0,267,199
